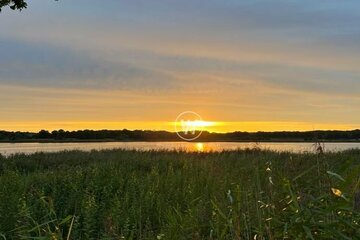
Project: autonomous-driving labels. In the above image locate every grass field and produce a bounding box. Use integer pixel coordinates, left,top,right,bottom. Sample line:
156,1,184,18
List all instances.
0,149,359,239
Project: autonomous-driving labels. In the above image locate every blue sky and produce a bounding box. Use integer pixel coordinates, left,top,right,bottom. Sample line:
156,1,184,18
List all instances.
0,0,359,131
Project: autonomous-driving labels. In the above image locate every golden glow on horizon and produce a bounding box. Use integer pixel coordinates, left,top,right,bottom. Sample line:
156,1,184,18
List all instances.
1,86,359,134
0,121,359,132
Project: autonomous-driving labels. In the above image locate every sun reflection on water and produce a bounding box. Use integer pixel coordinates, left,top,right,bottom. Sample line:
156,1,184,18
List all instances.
195,143,204,152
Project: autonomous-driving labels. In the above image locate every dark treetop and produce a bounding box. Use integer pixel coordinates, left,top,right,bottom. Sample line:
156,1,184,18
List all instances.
0,0,27,11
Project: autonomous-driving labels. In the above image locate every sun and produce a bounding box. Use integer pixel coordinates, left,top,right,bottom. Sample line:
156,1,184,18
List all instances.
173,120,217,131
182,120,216,128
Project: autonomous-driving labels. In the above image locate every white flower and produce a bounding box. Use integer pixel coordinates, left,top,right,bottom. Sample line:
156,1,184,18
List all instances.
269,177,274,185
157,234,165,239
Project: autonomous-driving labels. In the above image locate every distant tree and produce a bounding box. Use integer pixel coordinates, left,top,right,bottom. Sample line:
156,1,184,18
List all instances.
51,129,65,139
37,130,52,139
0,131,6,140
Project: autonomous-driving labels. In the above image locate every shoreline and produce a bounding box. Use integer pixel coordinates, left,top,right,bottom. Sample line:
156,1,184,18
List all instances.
0,139,360,143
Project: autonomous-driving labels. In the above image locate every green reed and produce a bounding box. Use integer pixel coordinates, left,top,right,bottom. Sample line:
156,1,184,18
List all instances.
0,149,359,239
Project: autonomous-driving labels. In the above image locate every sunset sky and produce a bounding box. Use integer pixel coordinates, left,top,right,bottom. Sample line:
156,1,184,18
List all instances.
1,0,360,132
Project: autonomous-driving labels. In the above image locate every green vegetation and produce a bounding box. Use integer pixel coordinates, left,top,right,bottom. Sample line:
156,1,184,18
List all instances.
0,149,359,239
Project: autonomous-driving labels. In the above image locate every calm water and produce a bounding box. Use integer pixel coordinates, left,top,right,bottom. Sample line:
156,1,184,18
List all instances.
0,142,359,156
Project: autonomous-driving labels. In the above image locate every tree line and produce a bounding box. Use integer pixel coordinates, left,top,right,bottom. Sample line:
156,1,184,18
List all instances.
0,129,359,141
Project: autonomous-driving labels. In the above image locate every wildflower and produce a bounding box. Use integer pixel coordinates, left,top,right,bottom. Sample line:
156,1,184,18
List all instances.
157,234,165,240
227,190,234,204
331,188,342,197
269,177,274,185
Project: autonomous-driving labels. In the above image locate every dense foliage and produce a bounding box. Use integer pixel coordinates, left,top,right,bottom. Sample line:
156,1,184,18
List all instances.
0,129,360,142
0,0,27,11
0,149,359,239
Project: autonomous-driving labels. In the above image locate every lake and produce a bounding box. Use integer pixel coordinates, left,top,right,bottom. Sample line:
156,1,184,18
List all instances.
0,142,359,156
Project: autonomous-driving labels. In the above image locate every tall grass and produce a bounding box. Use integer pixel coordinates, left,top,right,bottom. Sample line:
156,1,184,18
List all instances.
0,149,359,239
